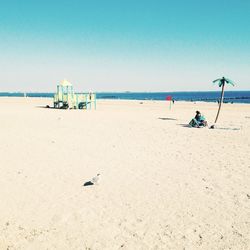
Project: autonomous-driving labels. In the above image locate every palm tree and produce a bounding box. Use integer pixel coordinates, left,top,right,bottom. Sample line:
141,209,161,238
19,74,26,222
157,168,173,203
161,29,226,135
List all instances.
213,77,235,124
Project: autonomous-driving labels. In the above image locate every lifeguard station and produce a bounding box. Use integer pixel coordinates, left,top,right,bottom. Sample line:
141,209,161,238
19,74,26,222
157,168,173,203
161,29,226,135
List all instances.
53,79,96,110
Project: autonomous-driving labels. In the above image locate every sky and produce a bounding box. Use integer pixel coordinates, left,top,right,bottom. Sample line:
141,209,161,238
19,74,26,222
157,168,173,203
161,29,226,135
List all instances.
0,0,249,92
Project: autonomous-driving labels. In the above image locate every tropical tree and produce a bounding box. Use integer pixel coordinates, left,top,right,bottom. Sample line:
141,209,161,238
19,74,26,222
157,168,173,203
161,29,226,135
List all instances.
213,76,235,124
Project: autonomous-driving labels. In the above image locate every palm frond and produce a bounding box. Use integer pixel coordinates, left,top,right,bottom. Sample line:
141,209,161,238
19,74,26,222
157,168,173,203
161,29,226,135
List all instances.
225,78,235,86
213,77,235,87
213,78,221,83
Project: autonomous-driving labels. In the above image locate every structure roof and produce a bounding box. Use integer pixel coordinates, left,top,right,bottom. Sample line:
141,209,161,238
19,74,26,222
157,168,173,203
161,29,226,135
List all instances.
60,79,72,86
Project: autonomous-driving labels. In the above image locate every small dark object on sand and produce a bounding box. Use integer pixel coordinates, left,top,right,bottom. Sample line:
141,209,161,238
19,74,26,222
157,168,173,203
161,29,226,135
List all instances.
83,181,94,186
210,125,215,129
46,105,50,108
83,174,100,187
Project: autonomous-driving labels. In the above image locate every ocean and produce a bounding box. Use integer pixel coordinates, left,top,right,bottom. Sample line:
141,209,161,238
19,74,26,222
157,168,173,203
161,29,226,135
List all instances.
1,91,250,104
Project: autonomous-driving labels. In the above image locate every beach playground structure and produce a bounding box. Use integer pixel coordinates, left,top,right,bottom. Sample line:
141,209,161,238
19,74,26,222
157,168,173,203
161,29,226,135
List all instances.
53,80,96,110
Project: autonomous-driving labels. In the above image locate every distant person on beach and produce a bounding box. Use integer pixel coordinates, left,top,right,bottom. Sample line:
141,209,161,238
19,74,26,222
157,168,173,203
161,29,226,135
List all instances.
189,111,208,128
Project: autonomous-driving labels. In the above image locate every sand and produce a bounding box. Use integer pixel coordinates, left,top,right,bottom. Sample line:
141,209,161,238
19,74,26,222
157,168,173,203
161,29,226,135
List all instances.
0,97,249,250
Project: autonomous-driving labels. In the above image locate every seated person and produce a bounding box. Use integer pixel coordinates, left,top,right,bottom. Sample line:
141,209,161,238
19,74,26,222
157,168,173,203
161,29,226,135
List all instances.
189,111,208,128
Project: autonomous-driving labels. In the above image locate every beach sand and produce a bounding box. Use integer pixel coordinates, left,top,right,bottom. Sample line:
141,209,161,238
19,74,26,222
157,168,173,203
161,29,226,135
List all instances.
0,97,249,250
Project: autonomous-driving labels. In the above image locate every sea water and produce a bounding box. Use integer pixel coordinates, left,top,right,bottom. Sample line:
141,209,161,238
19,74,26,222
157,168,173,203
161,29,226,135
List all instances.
0,91,250,104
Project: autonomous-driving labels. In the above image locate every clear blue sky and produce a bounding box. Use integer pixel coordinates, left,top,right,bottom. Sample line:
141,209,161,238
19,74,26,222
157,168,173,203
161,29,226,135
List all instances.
0,0,249,92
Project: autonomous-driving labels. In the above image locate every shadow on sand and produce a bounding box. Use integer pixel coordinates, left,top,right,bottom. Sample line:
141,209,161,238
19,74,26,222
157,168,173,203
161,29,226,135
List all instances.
215,127,240,131
36,105,55,109
158,117,177,121
36,105,70,110
177,123,192,128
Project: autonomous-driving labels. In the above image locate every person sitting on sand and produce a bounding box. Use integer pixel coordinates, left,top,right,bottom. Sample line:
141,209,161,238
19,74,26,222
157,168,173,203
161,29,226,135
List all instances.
189,111,208,128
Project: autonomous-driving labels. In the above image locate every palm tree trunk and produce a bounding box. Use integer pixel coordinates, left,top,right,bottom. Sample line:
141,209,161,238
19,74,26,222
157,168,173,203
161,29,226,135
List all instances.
214,83,225,123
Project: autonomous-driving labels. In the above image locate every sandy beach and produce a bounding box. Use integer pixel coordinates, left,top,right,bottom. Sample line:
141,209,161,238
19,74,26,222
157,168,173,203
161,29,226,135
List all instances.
0,97,249,250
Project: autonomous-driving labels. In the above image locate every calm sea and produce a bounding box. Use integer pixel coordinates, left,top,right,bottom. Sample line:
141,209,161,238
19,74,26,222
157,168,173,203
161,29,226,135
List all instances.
1,91,250,104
